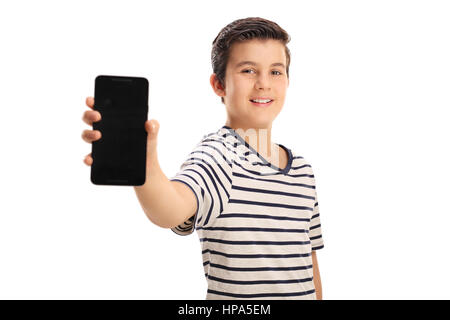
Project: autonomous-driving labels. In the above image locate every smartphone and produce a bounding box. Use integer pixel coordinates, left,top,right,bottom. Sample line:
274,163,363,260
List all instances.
90,75,149,186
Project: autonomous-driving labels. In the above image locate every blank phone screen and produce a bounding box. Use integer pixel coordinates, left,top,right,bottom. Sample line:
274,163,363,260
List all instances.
91,75,148,186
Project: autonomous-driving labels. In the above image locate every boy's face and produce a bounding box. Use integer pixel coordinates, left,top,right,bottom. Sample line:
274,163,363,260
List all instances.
212,38,289,130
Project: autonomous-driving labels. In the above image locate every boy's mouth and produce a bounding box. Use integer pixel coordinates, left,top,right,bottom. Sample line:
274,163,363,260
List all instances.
249,98,274,107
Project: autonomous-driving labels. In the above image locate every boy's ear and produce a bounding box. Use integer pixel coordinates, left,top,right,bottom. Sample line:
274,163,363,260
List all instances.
210,73,225,97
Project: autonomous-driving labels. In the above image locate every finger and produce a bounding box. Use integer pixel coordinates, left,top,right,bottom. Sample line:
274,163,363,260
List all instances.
82,110,102,126
81,129,102,143
86,96,95,109
84,153,93,166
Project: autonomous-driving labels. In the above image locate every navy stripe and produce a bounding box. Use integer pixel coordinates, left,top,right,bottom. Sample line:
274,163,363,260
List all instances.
310,235,322,241
186,156,230,215
207,288,316,299
202,249,311,259
232,160,274,177
232,160,289,177
197,226,308,233
207,274,314,285
200,238,310,246
209,262,313,272
251,161,285,168
311,213,320,220
185,158,229,200
232,184,315,200
188,152,232,185
289,173,315,178
232,157,310,178
310,224,321,230
229,199,313,211
183,168,216,225
233,171,315,189
291,163,312,170
217,213,310,222
180,169,214,224
312,244,324,250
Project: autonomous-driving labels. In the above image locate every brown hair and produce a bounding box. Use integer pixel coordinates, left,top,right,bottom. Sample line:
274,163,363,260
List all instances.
211,17,291,104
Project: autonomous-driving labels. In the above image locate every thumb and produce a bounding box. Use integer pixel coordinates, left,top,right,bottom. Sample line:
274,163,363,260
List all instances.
145,119,160,158
146,119,159,139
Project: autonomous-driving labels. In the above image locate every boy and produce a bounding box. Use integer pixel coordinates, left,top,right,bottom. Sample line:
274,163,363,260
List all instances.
82,17,324,300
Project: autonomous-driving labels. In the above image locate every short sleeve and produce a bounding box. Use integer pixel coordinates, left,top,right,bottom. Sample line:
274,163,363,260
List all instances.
169,137,233,236
310,189,324,250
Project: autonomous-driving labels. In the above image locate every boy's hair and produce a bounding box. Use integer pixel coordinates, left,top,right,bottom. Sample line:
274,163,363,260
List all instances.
211,17,291,104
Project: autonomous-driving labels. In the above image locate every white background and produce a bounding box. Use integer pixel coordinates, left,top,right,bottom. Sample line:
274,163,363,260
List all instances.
0,0,449,299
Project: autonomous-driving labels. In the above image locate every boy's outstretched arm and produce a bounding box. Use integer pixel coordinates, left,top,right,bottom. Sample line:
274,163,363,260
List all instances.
133,120,198,229
81,98,195,230
312,251,323,300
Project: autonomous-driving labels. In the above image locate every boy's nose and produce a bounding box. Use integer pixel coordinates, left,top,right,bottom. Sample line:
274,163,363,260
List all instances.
254,75,271,90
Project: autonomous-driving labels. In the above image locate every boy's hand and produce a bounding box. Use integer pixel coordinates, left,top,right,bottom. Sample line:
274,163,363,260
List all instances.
81,96,102,166
81,96,159,173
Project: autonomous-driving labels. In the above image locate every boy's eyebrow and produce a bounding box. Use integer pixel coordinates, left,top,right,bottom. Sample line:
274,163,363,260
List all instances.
235,61,286,69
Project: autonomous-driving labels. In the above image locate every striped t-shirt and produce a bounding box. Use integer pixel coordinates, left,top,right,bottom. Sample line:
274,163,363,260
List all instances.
170,125,324,300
